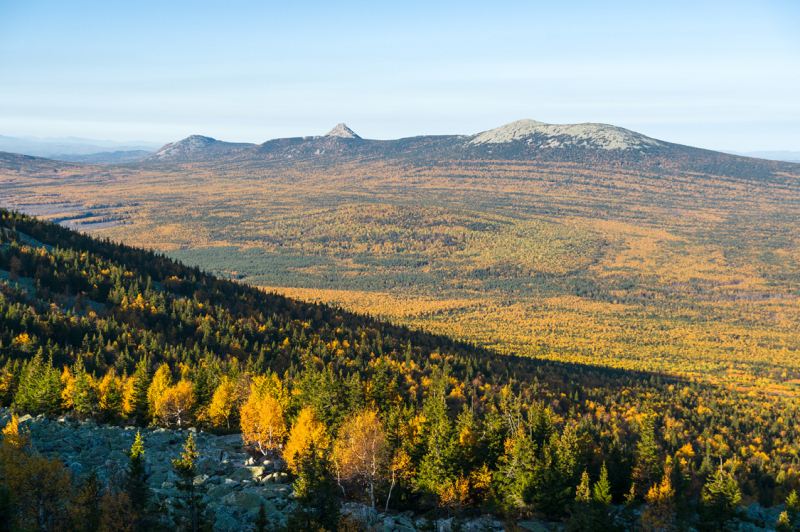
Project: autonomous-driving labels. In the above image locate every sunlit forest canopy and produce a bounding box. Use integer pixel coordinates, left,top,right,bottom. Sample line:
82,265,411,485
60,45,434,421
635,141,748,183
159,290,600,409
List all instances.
2,209,800,529
1,144,799,393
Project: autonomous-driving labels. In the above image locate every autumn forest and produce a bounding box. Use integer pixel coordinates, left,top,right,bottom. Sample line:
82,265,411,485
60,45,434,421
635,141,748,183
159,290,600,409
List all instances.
1,133,800,531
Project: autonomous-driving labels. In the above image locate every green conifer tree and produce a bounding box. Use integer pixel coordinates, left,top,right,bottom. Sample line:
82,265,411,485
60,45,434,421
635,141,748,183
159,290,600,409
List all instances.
787,490,800,525
593,462,613,505
171,434,209,532
72,357,97,416
255,503,268,532
699,466,741,529
576,471,591,502
130,356,150,422
566,471,598,532
126,431,151,530
15,350,62,415
632,414,661,496
284,444,339,532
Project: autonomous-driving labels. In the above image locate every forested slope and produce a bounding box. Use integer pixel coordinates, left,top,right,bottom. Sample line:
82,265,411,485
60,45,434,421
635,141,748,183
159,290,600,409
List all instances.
2,123,799,396
1,209,800,530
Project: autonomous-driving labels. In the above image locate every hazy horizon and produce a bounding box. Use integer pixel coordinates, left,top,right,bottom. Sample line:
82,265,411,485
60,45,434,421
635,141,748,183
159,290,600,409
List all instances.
1,0,798,152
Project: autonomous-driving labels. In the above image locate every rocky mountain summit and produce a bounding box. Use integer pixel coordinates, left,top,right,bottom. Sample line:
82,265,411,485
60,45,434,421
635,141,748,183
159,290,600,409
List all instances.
325,123,361,139
147,135,254,162
468,119,665,150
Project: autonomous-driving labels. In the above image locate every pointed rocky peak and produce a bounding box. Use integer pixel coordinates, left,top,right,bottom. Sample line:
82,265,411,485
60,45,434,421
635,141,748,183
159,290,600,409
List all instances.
325,123,361,139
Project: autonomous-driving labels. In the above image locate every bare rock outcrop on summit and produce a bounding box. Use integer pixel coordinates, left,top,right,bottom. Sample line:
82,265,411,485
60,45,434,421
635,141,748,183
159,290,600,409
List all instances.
470,119,665,150
22,118,792,181
325,123,361,139
147,135,254,162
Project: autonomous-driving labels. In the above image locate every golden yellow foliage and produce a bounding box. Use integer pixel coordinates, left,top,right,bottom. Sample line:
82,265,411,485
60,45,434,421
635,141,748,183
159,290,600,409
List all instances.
147,364,172,418
642,463,676,532
438,475,471,514
333,409,387,509
97,368,124,420
250,372,290,408
470,463,493,491
154,380,195,427
284,407,330,473
60,367,76,409
240,391,287,455
1,421,72,532
0,366,14,406
208,376,239,428
121,375,135,415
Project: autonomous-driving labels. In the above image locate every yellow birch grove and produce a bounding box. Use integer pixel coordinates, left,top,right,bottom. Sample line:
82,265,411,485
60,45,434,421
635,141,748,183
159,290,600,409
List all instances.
121,375,136,416
147,364,172,418
240,389,287,455
284,406,330,473
208,376,239,428
97,368,124,420
334,409,387,509
155,380,195,427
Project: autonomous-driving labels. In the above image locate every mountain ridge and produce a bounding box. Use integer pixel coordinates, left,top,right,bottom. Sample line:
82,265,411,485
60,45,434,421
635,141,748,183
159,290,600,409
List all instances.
146,134,255,162
132,120,800,182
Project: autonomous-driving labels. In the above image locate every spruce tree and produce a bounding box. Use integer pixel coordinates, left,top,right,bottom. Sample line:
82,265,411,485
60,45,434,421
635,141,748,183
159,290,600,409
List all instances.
593,461,612,505
171,434,209,532
566,471,594,532
191,361,214,413
72,357,97,416
130,356,150,422
15,351,62,415
126,431,151,530
632,414,661,496
284,444,339,531
576,471,591,502
255,503,268,532
787,490,800,525
699,466,741,529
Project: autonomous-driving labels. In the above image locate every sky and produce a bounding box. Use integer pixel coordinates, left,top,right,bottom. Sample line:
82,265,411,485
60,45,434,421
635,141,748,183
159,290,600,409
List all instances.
1,0,799,151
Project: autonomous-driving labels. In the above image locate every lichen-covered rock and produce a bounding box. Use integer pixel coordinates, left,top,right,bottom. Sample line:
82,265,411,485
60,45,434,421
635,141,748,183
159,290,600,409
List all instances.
222,491,275,512
0,407,590,532
228,466,264,481
213,510,241,532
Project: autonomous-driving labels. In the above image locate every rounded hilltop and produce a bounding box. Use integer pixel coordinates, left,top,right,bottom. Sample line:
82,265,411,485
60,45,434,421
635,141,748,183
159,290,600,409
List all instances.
470,118,665,150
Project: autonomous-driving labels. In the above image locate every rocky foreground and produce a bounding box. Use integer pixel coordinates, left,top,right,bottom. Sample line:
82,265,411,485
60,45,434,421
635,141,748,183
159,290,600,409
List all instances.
1,409,788,532
0,409,530,531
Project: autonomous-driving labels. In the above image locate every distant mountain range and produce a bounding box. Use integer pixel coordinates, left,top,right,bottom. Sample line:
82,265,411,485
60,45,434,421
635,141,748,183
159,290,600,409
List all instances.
0,134,160,161
2,121,799,176
131,119,799,182
723,150,800,163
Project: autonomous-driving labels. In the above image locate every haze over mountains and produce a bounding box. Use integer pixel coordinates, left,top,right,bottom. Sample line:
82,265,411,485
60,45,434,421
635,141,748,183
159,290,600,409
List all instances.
124,119,799,182
3,120,798,171
0,134,161,163
726,150,800,163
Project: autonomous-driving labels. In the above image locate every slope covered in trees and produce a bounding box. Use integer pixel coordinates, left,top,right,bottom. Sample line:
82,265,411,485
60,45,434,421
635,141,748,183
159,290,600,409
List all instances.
2,141,799,394
2,209,800,530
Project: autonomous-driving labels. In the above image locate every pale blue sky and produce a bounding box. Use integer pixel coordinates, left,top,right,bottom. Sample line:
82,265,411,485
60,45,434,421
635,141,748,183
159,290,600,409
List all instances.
1,0,798,151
